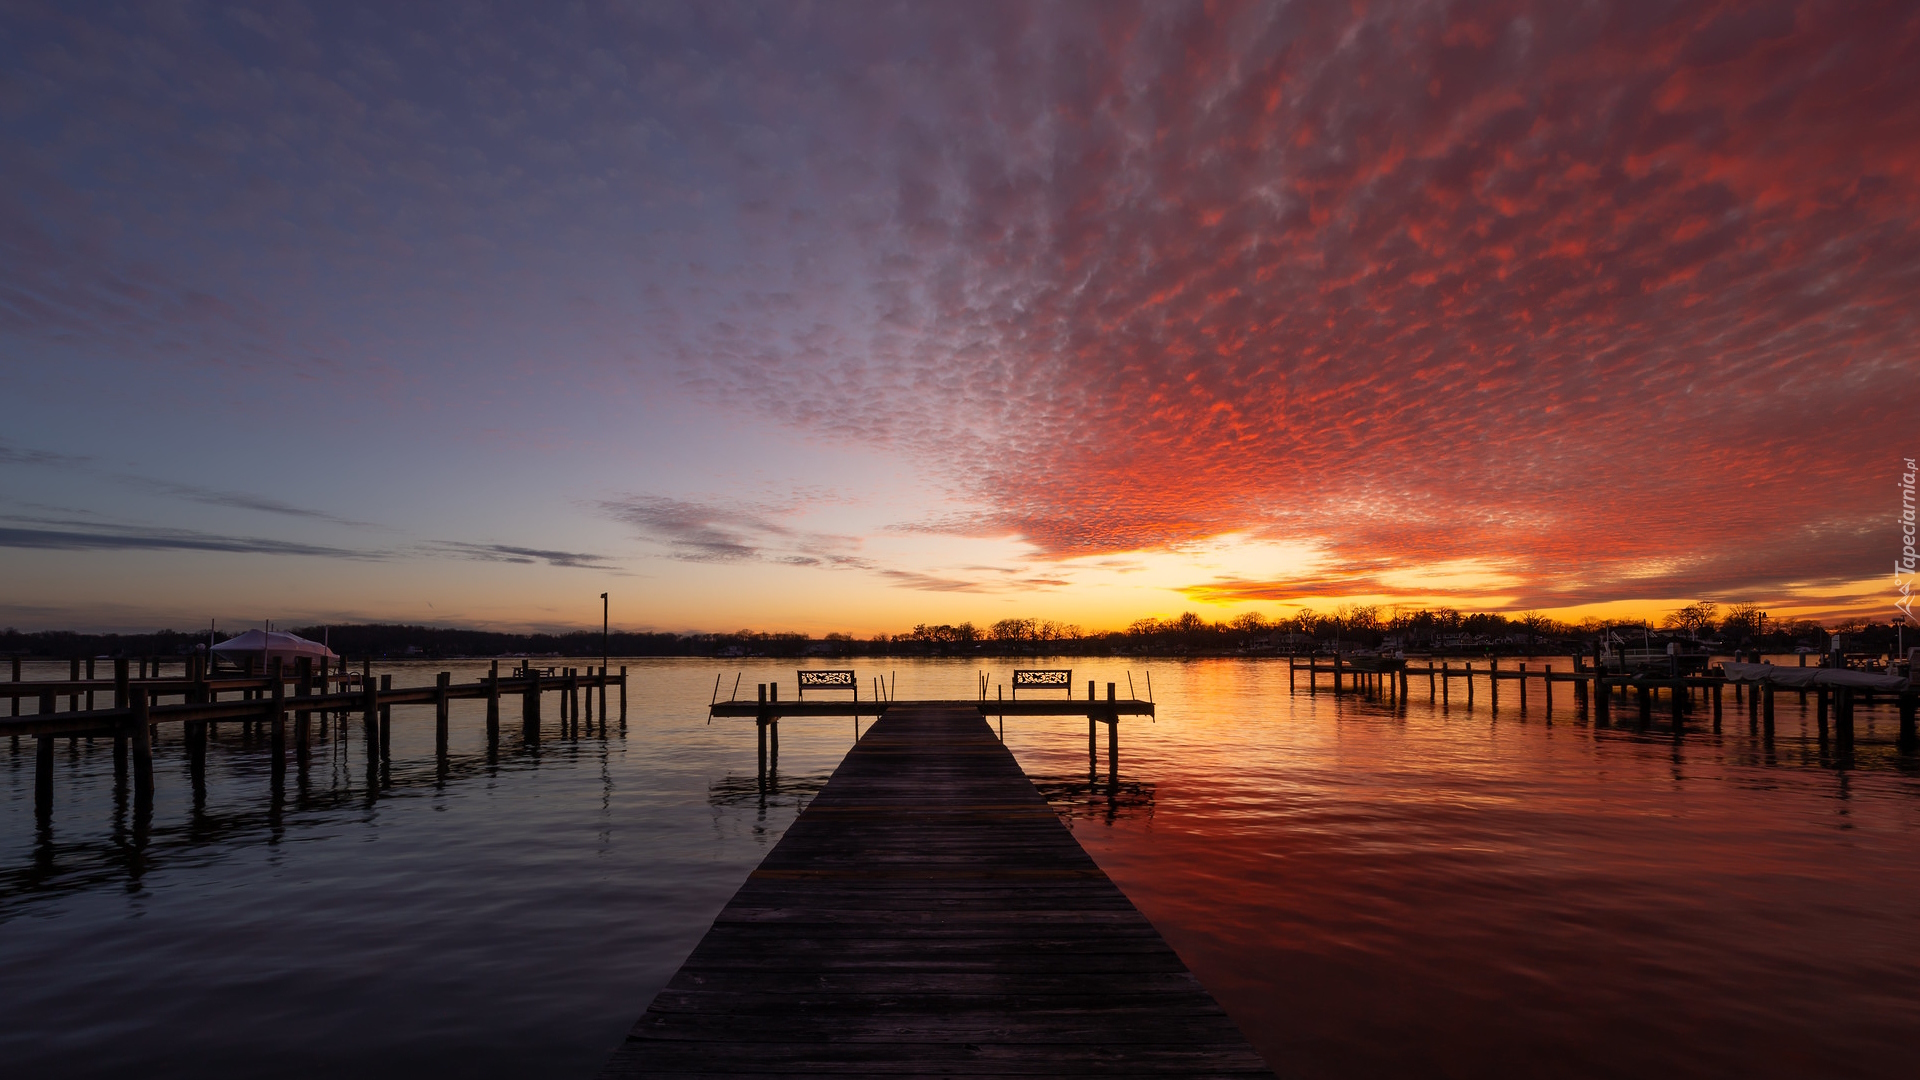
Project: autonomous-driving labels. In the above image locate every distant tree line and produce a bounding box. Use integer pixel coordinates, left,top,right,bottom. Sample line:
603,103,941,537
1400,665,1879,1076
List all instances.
5,602,1902,661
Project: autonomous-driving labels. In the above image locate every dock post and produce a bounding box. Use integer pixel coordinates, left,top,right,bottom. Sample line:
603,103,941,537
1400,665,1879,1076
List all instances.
1440,662,1448,704
567,668,580,738
1087,681,1097,768
1332,653,1343,696
362,671,379,755
295,656,313,762
132,685,155,803
1466,662,1474,707
1898,692,1916,752
435,671,450,757
1518,662,1528,712
599,665,607,730
1288,655,1295,693
1673,680,1686,729
1748,679,1759,730
619,665,627,726
379,675,392,758
523,668,542,742
1595,676,1609,724
1636,682,1651,726
268,659,286,777
486,661,500,746
756,684,768,784
1543,665,1553,714
34,712,53,821
769,682,779,768
1712,681,1723,729
1816,688,1830,740
1761,682,1774,735
1107,683,1119,780
1489,657,1499,709
1837,688,1855,748
1307,657,1317,695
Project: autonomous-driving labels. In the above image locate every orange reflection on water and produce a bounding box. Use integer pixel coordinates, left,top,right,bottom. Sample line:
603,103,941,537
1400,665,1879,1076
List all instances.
993,657,1920,1079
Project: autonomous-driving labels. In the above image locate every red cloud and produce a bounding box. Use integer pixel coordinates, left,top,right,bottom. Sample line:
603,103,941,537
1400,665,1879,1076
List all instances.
690,0,1920,610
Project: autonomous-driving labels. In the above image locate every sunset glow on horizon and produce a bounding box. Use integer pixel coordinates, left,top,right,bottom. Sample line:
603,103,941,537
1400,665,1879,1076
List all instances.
3,1,1916,635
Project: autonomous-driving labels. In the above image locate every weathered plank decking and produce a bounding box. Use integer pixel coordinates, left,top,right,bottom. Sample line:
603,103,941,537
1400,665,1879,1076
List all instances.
600,705,1273,1077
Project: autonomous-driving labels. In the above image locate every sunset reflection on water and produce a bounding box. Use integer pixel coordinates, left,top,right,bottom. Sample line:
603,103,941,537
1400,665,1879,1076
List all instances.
1,656,1914,1078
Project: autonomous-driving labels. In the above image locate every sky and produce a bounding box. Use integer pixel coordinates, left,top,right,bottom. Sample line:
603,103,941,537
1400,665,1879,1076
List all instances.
1,0,1916,636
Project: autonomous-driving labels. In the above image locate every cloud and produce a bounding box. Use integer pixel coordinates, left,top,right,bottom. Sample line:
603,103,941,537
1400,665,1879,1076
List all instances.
664,1,1920,611
0,441,90,470
124,477,373,527
0,522,377,559
4,3,1914,619
597,494,867,568
425,541,621,571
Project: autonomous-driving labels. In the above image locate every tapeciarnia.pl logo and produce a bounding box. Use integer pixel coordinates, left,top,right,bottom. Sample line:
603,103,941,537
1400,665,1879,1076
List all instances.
1900,457,1917,625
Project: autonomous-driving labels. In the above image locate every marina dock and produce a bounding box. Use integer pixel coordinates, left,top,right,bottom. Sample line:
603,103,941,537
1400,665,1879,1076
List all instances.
600,703,1272,1077
4,657,626,820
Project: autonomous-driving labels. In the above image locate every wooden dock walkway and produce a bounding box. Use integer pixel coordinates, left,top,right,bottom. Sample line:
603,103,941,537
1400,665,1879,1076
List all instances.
600,705,1273,1077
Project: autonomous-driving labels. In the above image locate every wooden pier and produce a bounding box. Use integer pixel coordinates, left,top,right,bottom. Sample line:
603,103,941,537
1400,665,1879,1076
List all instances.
1285,654,1919,749
599,704,1272,1077
4,658,628,820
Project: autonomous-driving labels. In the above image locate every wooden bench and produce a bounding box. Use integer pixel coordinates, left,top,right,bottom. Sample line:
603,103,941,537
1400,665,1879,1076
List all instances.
796,669,857,700
1011,669,1072,699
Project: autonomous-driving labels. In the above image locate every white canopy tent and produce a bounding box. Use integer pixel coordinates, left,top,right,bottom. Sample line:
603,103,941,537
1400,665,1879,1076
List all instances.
210,629,339,673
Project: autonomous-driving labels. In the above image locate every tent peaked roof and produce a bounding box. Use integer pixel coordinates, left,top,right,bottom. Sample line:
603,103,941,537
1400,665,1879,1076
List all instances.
210,629,339,665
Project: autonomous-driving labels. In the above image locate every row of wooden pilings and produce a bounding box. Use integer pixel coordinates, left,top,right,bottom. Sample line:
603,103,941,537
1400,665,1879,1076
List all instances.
5,657,628,822
1287,655,1919,750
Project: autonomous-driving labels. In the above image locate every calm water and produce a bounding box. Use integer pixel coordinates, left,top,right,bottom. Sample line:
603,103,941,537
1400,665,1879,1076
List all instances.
3,657,1917,1077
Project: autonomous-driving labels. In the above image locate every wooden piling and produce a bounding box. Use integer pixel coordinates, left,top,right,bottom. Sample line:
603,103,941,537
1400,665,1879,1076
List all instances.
295,656,313,760
435,671,451,756
619,665,627,724
1107,682,1119,779
487,661,500,746
756,684,768,780
131,685,155,801
363,669,380,751
524,667,542,741
379,674,393,758
268,660,286,774
35,691,54,817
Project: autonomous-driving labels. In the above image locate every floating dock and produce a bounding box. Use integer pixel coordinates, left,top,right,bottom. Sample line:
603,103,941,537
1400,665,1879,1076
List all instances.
599,704,1273,1077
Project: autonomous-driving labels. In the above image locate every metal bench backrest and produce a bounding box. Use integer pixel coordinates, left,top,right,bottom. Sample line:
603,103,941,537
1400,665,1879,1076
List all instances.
797,669,857,699
1011,669,1072,699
